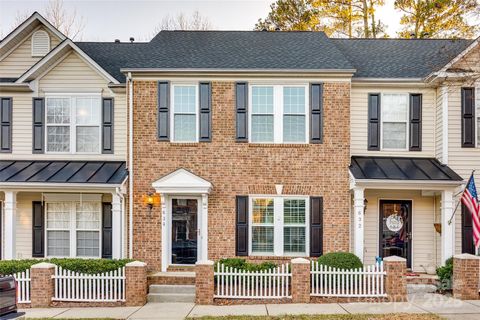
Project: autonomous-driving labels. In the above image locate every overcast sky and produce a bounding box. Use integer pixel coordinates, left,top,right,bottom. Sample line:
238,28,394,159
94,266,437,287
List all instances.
0,0,402,41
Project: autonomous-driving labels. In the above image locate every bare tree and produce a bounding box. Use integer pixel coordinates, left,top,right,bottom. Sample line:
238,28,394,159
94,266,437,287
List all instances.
153,10,212,33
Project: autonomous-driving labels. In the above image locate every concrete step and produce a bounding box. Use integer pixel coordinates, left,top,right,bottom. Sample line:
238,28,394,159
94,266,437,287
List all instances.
407,284,438,294
147,292,195,303
149,284,195,294
148,271,196,285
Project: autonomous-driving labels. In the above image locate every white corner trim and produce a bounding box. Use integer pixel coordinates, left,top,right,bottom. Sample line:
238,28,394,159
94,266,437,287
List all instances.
441,86,449,164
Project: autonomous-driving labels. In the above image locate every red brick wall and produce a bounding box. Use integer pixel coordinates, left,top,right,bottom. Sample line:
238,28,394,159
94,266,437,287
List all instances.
132,80,351,271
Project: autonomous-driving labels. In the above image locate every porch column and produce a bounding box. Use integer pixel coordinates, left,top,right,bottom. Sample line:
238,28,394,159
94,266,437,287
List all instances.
353,187,365,262
201,194,208,261
160,194,168,272
112,193,122,259
441,189,455,265
4,191,17,260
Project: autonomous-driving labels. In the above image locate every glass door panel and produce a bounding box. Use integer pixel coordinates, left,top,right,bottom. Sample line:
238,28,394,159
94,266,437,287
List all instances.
171,198,198,264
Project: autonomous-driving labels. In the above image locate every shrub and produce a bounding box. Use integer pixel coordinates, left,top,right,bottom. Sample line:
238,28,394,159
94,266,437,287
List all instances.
215,258,277,272
436,257,453,290
317,252,363,270
0,259,44,275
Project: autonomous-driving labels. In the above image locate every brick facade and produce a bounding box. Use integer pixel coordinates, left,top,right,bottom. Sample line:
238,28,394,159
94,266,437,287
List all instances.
132,80,351,271
453,254,480,300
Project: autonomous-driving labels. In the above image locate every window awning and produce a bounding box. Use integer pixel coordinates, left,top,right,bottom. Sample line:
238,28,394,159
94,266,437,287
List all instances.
350,156,463,182
0,161,127,185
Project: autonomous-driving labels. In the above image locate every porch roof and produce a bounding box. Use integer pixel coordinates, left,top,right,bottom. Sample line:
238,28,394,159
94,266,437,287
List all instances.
0,160,127,185
350,156,463,182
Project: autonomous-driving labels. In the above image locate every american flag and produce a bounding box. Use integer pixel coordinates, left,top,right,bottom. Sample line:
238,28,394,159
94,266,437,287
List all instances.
461,173,480,249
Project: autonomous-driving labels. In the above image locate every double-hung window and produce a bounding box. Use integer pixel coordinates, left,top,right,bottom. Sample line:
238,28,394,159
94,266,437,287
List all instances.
249,196,308,256
46,96,101,153
250,85,308,143
381,93,409,150
171,84,198,142
46,201,101,258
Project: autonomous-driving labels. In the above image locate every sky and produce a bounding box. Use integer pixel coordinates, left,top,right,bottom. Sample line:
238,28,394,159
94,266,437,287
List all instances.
0,0,402,41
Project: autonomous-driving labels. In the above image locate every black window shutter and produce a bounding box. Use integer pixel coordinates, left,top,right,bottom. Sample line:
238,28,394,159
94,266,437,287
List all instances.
368,93,381,151
102,202,113,259
235,82,248,142
32,201,45,257
199,82,212,142
0,97,12,153
461,87,475,148
157,81,170,141
102,98,114,154
310,196,323,257
310,83,323,143
409,94,422,151
461,204,474,254
32,98,45,153
236,196,248,256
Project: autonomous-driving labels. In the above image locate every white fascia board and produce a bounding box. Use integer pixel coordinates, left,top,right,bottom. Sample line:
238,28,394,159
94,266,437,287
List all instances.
0,182,122,190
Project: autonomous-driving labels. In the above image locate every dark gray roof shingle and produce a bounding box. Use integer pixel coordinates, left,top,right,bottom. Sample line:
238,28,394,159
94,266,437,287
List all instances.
333,38,473,78
350,156,463,181
0,161,127,184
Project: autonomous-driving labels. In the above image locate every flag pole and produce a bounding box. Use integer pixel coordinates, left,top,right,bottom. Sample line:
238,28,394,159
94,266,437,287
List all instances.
447,170,475,225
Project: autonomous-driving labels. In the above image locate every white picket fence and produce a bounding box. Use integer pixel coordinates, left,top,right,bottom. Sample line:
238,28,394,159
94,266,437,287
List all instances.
52,266,126,302
214,263,291,299
311,262,387,297
6,270,32,303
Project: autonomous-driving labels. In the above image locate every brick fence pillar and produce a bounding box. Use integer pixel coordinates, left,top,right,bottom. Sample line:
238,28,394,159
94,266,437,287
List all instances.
195,260,214,305
125,261,148,306
453,253,480,300
384,256,407,302
291,258,310,303
30,262,55,308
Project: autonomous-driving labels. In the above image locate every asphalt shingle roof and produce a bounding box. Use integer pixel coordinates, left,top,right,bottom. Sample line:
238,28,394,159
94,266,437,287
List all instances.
333,38,473,78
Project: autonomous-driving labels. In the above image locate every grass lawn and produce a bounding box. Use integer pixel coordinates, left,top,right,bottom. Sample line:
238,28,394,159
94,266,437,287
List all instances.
193,314,441,320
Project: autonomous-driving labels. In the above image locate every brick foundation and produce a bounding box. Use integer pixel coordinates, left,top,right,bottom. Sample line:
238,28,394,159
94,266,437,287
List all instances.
30,262,55,308
195,260,215,305
291,258,311,303
384,256,407,302
125,261,148,306
453,253,480,300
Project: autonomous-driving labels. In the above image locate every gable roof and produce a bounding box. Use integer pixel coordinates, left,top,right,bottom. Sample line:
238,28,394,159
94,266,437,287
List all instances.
333,38,473,79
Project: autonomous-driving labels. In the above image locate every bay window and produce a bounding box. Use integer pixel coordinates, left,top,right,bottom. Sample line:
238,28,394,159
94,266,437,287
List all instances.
171,84,198,142
46,201,101,258
250,196,308,256
46,96,101,153
381,93,409,150
250,85,308,143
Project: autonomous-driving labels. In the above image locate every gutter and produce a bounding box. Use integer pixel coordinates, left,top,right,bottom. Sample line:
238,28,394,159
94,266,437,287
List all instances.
0,83,33,92
127,72,134,259
120,68,357,74
352,77,424,83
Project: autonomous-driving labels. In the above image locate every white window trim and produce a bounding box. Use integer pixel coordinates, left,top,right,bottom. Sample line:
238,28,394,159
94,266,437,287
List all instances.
45,95,102,154
170,83,199,143
45,201,102,259
248,195,309,257
31,30,50,57
380,93,409,151
248,84,309,144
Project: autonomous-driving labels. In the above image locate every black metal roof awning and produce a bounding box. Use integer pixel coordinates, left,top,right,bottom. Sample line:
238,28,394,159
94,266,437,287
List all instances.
0,161,127,185
350,156,463,181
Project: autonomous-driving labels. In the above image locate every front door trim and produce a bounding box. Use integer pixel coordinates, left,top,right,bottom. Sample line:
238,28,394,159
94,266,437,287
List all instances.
378,199,413,269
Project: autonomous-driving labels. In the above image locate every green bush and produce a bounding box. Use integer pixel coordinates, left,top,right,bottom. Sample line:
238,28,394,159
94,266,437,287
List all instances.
436,257,453,290
215,258,277,272
317,252,363,270
0,258,134,275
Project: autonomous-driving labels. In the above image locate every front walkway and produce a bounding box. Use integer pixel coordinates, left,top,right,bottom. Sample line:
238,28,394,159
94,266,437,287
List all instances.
18,294,480,320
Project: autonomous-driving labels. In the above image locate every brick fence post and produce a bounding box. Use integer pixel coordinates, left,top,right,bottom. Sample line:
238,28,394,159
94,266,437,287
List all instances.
291,258,311,303
195,260,214,305
384,256,407,302
125,261,148,306
453,253,480,300
30,262,55,308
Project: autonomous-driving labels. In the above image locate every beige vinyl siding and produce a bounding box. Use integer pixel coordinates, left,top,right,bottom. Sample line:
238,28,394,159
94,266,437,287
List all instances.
363,189,438,272
0,27,61,78
2,51,126,160
435,87,444,161
351,86,436,157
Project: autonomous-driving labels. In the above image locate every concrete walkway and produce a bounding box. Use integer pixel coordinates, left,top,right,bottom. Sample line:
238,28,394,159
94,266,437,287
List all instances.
17,293,480,319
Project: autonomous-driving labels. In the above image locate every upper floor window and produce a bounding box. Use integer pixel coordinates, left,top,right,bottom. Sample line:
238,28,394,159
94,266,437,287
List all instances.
31,30,50,57
46,96,101,153
171,84,198,142
249,85,308,143
381,93,409,150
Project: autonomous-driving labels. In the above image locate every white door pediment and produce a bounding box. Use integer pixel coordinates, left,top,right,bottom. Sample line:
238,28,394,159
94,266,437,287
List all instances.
152,168,212,194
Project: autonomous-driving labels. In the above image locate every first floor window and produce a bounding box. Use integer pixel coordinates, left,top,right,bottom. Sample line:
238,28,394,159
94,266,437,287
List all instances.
250,196,308,256
172,85,197,142
381,93,408,150
46,201,101,257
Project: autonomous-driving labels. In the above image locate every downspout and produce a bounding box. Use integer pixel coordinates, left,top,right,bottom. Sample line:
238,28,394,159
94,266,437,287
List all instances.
127,72,134,259
115,185,126,258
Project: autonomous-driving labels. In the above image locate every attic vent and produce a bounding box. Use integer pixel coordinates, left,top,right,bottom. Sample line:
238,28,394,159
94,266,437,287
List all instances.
31,30,50,57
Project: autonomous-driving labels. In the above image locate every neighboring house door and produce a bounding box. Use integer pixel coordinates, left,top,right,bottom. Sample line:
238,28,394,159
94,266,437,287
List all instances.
171,198,199,265
379,200,412,268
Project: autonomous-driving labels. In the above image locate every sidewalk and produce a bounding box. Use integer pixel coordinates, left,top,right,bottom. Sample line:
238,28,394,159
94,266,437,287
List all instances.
17,294,480,320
